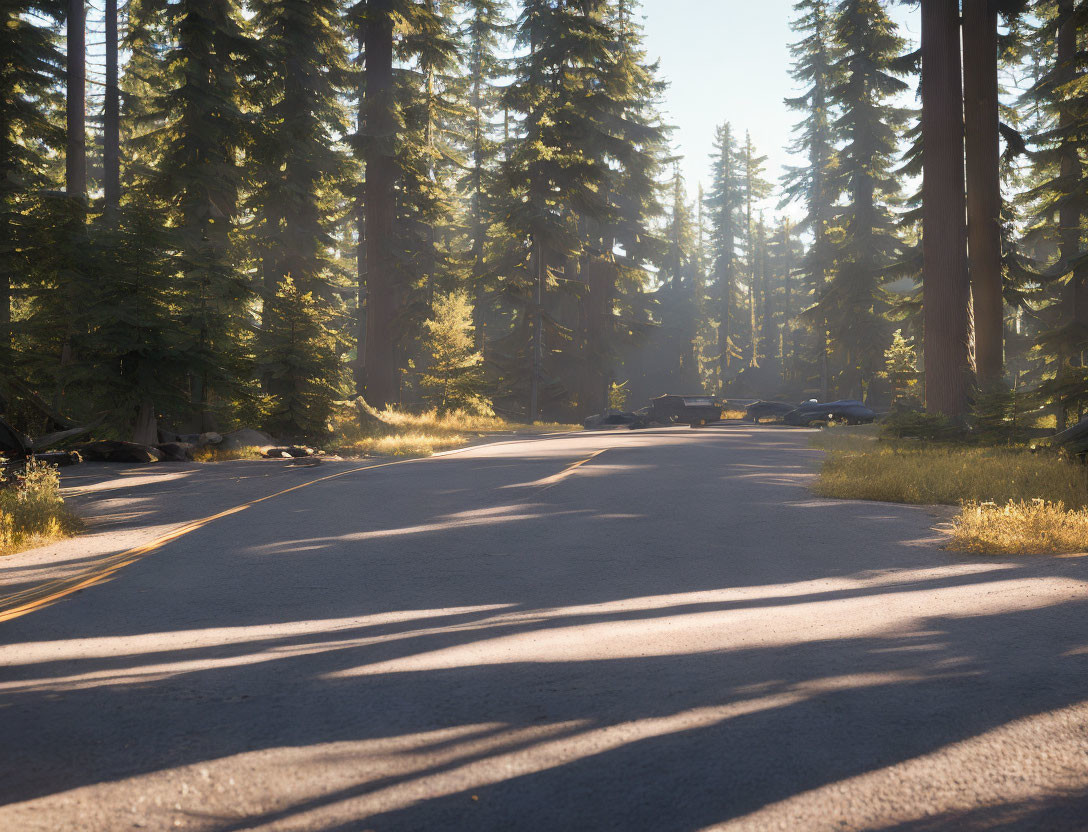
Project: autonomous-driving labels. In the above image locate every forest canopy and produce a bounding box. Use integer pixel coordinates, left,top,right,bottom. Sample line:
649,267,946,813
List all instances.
1,0,1085,441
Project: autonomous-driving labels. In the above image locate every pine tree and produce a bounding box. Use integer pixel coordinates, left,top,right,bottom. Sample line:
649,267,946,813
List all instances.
1023,0,1088,426
881,328,919,404
498,0,615,418
578,0,668,409
249,0,353,436
130,0,256,431
741,132,771,368
783,0,839,398
0,2,64,373
420,289,487,413
659,167,700,391
259,276,347,439
706,122,743,388
826,0,907,399
458,0,509,350
353,0,457,408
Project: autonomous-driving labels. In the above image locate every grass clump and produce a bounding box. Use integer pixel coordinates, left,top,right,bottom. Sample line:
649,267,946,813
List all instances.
813,443,1087,507
330,402,579,458
192,445,265,462
0,459,81,555
341,432,471,457
951,500,1088,554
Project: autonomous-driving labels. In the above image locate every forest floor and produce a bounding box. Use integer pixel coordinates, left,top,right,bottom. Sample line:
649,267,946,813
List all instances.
1,425,1086,830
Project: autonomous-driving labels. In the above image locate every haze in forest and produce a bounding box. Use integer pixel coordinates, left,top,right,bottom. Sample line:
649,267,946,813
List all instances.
642,0,918,197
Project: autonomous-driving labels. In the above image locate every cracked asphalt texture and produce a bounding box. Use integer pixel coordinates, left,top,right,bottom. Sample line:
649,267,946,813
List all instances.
1,425,1086,831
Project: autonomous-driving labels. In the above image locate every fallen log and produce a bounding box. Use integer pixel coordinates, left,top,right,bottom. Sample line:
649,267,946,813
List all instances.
75,440,164,464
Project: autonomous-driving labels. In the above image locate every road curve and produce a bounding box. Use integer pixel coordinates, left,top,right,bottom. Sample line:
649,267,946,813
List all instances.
1,425,1086,831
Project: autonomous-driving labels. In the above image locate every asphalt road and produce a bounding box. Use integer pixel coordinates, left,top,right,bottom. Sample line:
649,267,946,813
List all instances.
1,426,1087,831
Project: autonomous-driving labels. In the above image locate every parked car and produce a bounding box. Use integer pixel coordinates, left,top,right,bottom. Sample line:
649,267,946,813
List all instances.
783,399,876,426
649,394,725,427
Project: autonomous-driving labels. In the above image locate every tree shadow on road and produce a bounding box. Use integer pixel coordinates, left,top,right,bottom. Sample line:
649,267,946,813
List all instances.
1,432,1087,830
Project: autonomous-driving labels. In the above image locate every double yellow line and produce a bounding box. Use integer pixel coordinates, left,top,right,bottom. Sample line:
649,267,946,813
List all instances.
0,444,607,624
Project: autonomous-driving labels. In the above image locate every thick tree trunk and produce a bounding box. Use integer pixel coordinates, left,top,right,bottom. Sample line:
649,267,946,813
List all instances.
103,0,120,212
921,0,971,420
962,0,1003,388
132,398,158,445
361,0,398,407
66,0,86,198
354,32,367,392
1055,0,1083,429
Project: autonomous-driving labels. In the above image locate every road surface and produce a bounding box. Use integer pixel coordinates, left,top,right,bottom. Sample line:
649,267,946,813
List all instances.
1,425,1086,831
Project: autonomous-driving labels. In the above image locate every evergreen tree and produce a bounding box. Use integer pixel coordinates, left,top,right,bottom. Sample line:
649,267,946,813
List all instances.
783,0,839,397
0,2,64,373
1023,0,1088,425
497,0,615,418
249,0,353,436
420,289,487,413
259,276,347,439
706,122,743,388
133,0,256,431
741,131,771,368
658,167,700,391
458,0,509,349
824,0,907,399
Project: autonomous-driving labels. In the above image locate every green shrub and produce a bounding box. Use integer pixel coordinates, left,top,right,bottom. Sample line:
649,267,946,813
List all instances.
0,459,81,555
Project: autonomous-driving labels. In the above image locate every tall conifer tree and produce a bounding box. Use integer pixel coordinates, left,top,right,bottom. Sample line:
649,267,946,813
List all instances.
825,0,907,399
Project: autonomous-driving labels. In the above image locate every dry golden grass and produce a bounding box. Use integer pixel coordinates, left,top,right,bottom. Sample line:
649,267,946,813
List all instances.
951,500,1088,554
813,443,1088,507
192,445,265,462
721,408,749,421
0,459,81,556
339,432,471,457
812,427,1088,555
331,406,580,458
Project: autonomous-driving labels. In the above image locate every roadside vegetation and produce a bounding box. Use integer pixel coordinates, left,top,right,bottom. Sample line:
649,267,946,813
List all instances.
0,460,80,556
192,446,266,463
330,404,579,458
812,423,1088,555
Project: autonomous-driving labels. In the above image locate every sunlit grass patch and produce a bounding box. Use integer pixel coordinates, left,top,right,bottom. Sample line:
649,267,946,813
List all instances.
338,432,471,457
330,403,580,457
951,500,1088,555
0,459,81,556
721,408,748,421
813,443,1088,507
192,445,265,462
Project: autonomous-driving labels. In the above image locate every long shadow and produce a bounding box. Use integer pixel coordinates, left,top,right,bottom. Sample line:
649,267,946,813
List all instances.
1,430,1086,830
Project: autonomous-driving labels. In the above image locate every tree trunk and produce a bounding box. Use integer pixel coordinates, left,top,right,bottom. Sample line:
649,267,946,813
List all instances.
354,31,367,393
1055,0,1083,429
962,0,1003,388
132,398,158,445
921,0,971,420
66,0,86,198
361,0,398,407
103,0,120,212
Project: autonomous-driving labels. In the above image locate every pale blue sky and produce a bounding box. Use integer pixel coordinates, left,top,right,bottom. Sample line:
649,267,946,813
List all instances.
639,0,919,208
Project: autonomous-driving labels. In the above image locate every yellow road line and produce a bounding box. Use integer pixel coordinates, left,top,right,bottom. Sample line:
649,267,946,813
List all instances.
0,439,607,624
0,456,435,624
528,449,608,493
0,438,605,623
